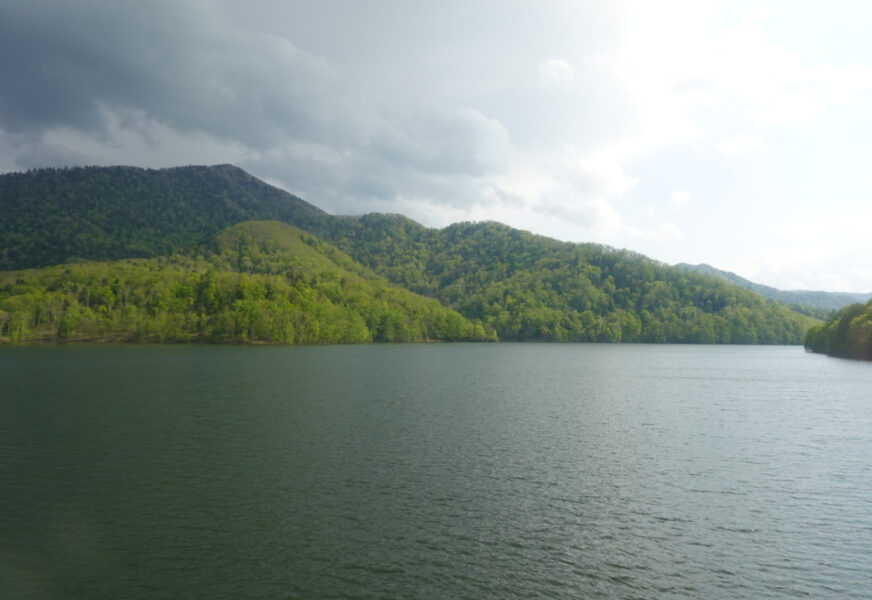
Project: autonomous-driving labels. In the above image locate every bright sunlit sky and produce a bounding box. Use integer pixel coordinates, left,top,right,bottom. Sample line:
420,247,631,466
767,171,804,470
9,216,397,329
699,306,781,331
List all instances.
2,1,870,291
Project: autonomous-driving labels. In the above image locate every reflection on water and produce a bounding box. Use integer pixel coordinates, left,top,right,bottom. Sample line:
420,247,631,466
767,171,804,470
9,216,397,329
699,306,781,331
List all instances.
1,344,871,598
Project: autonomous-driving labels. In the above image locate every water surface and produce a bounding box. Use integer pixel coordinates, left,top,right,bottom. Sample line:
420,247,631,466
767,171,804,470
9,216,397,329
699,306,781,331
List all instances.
1,344,870,598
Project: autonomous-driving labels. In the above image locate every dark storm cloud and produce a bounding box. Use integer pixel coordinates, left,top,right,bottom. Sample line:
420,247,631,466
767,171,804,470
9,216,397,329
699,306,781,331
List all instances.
366,107,510,177
0,0,347,148
236,102,513,218
0,0,514,211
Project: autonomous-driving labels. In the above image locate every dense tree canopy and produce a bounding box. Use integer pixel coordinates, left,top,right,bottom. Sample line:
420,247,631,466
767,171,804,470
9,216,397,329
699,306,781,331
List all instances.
0,165,327,270
319,217,816,343
805,300,872,360
0,222,494,344
0,166,819,345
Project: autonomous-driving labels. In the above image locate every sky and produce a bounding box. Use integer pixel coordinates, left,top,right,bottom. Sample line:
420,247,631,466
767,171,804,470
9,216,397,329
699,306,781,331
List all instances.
1,0,870,292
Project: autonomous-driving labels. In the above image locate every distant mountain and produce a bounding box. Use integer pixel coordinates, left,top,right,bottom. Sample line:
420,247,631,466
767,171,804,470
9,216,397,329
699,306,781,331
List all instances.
676,263,871,319
0,165,818,344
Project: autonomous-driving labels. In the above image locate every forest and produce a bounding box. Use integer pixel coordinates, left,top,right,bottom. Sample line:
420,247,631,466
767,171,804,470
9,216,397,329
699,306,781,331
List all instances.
318,215,814,343
0,165,825,345
0,164,327,270
0,222,493,344
804,300,872,360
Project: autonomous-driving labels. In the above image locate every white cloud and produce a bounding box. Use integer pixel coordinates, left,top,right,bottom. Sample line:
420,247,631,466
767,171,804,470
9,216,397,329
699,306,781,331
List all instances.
540,193,623,236
566,157,637,199
625,223,683,242
716,208,872,291
715,134,766,156
743,3,782,22
488,151,629,237
595,4,872,146
771,210,872,250
713,26,872,127
848,268,872,292
538,59,575,86
727,261,863,293
670,189,693,208
815,64,872,105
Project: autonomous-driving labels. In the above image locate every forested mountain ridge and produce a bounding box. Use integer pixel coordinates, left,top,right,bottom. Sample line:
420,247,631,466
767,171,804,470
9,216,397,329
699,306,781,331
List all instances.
805,299,872,360
0,164,329,270
676,263,872,319
0,165,818,344
319,216,815,343
0,221,493,344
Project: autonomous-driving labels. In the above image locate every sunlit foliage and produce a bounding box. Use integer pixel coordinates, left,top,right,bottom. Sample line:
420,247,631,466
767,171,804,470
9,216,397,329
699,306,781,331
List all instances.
0,222,494,344
321,217,817,344
0,166,818,345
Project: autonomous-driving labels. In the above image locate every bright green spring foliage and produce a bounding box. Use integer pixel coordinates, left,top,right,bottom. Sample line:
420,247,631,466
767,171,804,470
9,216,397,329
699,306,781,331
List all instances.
0,222,495,344
322,217,818,344
0,166,819,345
805,299,872,360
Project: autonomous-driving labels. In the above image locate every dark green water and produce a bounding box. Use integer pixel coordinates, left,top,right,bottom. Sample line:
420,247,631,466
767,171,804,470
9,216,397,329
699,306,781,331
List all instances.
1,344,871,599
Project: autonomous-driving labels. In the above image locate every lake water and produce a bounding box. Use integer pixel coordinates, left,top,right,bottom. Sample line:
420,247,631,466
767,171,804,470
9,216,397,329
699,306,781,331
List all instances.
1,343,871,599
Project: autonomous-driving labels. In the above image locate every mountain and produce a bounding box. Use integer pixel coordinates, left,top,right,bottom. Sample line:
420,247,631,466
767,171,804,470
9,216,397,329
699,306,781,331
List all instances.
0,165,818,344
0,164,329,271
319,216,815,343
805,299,872,360
0,221,492,344
676,263,872,319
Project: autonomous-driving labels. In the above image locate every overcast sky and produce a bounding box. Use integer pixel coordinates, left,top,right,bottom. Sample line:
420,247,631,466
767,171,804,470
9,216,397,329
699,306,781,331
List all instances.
1,0,870,292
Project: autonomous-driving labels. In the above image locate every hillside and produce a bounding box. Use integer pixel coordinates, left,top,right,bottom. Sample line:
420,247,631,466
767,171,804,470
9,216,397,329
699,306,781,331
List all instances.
805,299,872,360
319,216,816,343
0,221,493,344
0,164,330,270
676,263,871,318
0,165,818,344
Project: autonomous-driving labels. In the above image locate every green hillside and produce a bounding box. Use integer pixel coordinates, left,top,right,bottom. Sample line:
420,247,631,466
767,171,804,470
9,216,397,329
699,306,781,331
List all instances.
805,299,872,360
676,263,872,319
0,221,493,344
0,165,819,345
320,216,816,343
0,164,329,270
